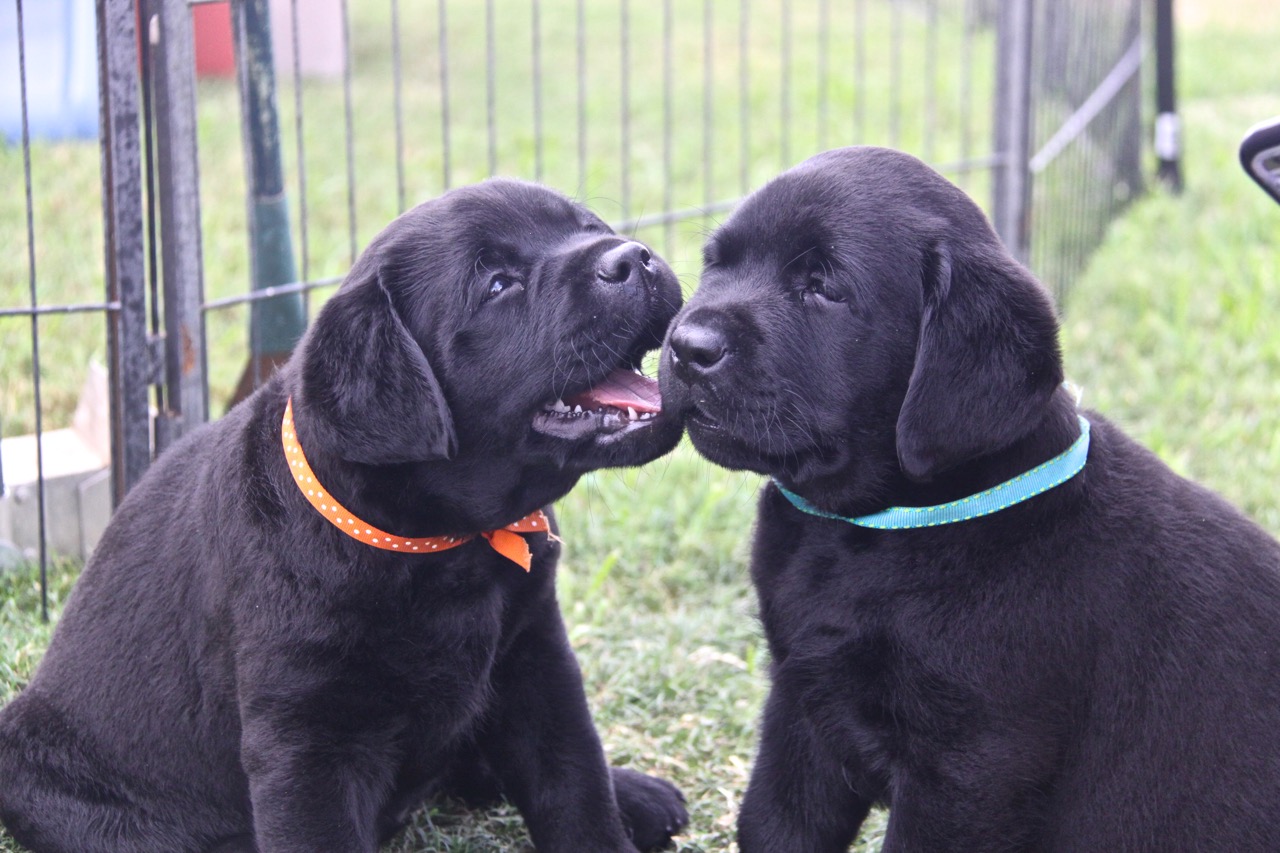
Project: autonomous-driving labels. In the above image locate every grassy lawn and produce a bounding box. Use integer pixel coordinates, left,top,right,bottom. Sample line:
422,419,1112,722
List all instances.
1,0,993,434
2,1,1279,851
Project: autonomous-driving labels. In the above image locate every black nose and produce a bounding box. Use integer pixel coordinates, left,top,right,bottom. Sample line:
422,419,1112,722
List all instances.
669,321,727,376
597,241,653,285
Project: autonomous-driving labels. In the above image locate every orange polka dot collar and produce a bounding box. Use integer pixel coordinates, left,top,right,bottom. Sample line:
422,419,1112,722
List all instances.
282,398,554,571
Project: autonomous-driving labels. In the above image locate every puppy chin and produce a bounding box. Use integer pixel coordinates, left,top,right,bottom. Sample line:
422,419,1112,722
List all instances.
531,413,684,472
595,415,684,467
682,417,772,475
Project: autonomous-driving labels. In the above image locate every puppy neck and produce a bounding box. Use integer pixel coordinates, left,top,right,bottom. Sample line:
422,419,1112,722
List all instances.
887,388,1086,517
778,387,1085,522
277,390,571,537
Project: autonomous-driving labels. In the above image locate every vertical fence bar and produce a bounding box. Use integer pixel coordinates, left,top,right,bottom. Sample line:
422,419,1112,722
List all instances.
701,0,711,206
153,0,208,442
738,0,749,194
339,0,357,262
438,0,451,190
485,0,496,176
390,0,406,211
289,0,310,312
137,0,162,412
1124,1,1145,193
959,0,975,190
924,0,938,163
780,0,791,168
662,0,673,255
620,0,631,218
532,0,544,182
576,0,586,191
889,0,902,147
98,0,151,509
992,0,1034,264
15,0,48,619
1082,3,1104,287
702,0,712,209
1153,0,1182,191
818,0,829,151
1071,4,1095,293
1045,1,1068,293
854,0,865,142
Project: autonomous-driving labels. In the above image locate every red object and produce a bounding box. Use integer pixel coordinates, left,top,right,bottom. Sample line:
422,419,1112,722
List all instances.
193,1,235,78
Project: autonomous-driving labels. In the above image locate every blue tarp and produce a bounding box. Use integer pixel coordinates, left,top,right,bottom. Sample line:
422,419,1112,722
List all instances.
0,0,99,144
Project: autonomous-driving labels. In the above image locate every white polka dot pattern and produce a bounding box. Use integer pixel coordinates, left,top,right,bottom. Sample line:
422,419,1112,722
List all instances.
282,399,552,570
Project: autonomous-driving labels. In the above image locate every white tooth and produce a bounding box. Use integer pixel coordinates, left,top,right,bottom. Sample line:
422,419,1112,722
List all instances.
573,405,583,413
626,406,637,420
552,399,569,412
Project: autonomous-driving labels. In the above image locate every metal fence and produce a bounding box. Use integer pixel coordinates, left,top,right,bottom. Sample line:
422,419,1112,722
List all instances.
1024,0,1146,297
2,0,1160,614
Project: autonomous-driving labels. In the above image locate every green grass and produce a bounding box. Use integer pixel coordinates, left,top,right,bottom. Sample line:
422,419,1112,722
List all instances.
2,0,992,433
3,1,1280,851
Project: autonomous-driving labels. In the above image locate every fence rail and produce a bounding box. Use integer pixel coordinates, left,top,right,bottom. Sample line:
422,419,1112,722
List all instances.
1,0,1164,612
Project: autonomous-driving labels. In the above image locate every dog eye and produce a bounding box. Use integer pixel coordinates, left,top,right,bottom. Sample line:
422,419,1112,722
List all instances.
483,274,522,303
802,274,845,304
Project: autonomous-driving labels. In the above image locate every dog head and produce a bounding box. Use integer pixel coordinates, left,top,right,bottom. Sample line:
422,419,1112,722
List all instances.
662,147,1062,506
288,179,683,525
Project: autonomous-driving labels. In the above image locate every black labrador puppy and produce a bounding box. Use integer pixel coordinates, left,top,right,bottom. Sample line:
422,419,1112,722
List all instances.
0,179,688,853
662,146,1280,852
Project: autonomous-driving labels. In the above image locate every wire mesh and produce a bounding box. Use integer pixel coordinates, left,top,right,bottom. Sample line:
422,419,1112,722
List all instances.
0,0,1150,612
1026,0,1145,300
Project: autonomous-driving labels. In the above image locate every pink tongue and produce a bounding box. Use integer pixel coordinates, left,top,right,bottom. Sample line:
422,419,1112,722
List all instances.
564,368,662,413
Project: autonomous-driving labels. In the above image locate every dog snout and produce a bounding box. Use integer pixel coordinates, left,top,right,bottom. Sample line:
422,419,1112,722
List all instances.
669,321,728,378
597,241,654,286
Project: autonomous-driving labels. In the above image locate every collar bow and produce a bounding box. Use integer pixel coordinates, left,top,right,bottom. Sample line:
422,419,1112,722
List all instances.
282,399,554,570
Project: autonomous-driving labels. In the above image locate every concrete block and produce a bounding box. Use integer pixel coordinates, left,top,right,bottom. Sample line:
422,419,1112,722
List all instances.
1,363,113,565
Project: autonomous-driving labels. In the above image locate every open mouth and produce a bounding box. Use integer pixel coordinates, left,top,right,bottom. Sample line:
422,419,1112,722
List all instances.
532,365,664,441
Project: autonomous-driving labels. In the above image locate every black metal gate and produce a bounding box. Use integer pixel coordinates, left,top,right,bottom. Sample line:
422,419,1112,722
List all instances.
2,0,1167,613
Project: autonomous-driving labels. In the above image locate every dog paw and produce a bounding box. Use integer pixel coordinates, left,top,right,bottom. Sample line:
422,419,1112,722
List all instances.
612,766,688,851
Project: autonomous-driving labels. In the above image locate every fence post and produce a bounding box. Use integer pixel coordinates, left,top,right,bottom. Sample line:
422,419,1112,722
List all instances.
97,0,153,505
228,0,307,406
992,0,1034,264
152,0,209,447
1153,0,1182,192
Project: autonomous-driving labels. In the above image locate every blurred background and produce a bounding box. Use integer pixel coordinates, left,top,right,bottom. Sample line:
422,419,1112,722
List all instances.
1,1,1277,850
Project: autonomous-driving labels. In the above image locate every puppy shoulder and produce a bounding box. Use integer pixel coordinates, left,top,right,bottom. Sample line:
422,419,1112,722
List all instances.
1076,411,1280,582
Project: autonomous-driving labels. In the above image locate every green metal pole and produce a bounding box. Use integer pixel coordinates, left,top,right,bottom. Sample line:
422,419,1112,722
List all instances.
231,0,306,404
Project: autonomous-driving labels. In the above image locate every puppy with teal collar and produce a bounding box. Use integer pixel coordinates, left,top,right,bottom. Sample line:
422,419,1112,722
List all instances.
662,146,1280,853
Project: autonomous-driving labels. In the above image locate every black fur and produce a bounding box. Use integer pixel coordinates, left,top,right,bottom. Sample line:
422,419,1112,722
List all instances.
662,147,1280,852
0,179,688,853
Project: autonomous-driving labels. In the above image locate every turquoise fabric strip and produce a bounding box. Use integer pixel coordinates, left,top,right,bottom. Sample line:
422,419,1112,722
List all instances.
774,415,1091,530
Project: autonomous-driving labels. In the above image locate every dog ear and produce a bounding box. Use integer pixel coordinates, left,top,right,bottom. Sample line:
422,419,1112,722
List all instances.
895,240,1063,481
295,267,457,464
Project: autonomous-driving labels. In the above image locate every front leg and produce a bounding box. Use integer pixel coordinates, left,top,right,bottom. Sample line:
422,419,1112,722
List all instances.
238,695,398,853
233,622,405,853
739,678,878,853
877,737,1057,853
479,602,686,852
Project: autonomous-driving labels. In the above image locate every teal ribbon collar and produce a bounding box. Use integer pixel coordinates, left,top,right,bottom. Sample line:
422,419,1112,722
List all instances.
774,415,1091,530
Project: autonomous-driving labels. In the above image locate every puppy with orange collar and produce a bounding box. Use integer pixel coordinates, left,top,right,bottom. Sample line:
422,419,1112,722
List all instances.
0,180,688,853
